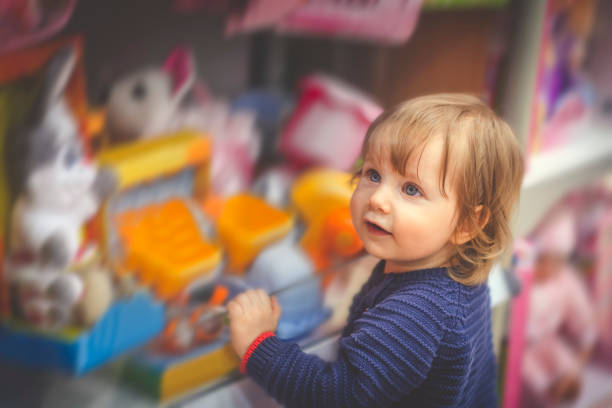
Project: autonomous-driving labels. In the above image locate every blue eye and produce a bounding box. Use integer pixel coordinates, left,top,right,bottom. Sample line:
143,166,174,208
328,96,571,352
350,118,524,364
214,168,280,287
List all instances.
366,169,381,183
403,183,421,197
63,146,80,168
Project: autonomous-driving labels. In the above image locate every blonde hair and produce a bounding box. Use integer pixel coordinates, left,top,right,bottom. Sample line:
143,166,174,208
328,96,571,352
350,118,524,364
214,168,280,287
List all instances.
357,94,524,285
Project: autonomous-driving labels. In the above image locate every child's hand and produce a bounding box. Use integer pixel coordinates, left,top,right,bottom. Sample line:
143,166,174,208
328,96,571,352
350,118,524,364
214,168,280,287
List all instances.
227,289,282,357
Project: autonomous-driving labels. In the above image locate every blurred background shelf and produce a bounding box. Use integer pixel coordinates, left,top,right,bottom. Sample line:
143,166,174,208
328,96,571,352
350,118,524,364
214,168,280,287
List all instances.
516,119,612,237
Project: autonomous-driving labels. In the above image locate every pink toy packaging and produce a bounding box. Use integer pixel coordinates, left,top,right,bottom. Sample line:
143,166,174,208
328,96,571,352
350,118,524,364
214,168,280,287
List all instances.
593,209,612,365
199,0,424,44
225,0,305,35
278,0,424,44
527,0,596,156
279,74,382,172
522,208,598,406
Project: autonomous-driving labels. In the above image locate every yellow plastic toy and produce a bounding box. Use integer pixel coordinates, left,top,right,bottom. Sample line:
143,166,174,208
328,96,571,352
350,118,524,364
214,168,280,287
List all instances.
217,193,293,273
125,341,239,403
291,168,355,225
291,168,362,273
97,130,210,192
98,130,219,299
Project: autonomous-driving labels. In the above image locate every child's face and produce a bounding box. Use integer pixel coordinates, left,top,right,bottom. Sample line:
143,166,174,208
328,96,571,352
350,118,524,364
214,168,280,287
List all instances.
350,135,459,273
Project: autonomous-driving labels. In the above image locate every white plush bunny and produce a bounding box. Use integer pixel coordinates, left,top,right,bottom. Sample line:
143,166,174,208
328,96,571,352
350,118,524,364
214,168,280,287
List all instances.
105,46,196,144
5,46,115,328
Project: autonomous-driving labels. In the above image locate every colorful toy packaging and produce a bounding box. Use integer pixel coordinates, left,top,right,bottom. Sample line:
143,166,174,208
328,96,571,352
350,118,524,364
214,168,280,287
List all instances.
277,0,423,44
175,0,423,44
280,74,382,172
527,0,597,156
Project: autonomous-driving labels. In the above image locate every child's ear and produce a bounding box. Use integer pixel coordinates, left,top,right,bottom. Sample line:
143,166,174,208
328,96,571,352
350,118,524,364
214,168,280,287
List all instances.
451,205,490,246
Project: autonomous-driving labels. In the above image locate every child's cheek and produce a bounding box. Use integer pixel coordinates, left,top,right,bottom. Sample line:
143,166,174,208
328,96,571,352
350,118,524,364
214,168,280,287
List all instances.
349,191,358,220
349,190,364,235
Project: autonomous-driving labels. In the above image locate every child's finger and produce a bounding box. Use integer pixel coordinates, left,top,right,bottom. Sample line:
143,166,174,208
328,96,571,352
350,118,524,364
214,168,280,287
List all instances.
255,289,269,310
235,292,253,310
271,296,282,320
227,299,243,317
245,289,261,309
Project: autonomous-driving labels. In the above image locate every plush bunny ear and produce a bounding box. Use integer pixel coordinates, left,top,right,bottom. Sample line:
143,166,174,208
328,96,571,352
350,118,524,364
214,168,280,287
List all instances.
163,46,195,103
33,45,77,118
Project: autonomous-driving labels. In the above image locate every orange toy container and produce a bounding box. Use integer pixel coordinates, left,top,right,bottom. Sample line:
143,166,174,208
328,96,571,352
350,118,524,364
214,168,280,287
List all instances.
217,194,293,273
116,199,221,300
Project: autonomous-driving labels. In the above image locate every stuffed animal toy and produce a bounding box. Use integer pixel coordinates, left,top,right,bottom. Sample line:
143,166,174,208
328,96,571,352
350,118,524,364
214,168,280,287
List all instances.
105,46,196,145
4,46,115,328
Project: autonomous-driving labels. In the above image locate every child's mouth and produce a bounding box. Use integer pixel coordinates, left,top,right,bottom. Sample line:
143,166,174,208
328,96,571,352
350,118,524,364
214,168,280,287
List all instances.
365,221,391,236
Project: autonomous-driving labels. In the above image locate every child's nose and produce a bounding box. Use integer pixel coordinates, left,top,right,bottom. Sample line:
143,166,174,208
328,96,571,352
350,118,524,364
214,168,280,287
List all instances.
369,185,391,214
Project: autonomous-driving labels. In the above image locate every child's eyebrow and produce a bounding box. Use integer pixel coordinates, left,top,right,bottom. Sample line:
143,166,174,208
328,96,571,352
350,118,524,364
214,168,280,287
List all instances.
402,170,425,186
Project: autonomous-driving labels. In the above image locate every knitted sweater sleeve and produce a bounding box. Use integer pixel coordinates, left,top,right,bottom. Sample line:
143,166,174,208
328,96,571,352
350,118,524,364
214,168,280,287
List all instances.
244,290,448,408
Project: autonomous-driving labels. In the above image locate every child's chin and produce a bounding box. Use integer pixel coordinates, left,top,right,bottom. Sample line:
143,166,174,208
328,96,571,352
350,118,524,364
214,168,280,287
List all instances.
362,241,390,260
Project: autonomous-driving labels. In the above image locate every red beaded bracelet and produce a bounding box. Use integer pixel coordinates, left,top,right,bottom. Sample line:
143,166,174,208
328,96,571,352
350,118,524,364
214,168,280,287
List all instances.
240,331,275,374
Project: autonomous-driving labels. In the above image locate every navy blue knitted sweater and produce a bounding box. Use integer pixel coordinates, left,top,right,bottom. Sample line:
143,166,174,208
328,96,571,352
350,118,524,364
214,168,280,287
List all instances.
245,261,498,407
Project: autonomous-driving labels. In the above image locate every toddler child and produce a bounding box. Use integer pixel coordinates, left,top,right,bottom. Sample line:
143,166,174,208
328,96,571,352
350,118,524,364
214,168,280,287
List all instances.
227,93,524,407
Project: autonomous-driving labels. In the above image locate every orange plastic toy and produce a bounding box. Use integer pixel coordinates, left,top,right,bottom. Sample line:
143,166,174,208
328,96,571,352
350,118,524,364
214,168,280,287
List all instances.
116,199,222,299
290,169,362,273
156,284,230,354
302,206,363,272
291,168,354,225
217,194,293,273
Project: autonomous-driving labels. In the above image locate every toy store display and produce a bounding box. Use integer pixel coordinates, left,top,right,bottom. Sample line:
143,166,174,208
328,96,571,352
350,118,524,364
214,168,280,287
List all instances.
0,41,166,375
114,72,374,400
102,46,261,197
503,191,612,408
0,33,375,402
123,166,361,401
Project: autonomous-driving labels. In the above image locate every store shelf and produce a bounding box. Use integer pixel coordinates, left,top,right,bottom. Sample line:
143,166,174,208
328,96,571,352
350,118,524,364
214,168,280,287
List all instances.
515,118,612,237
